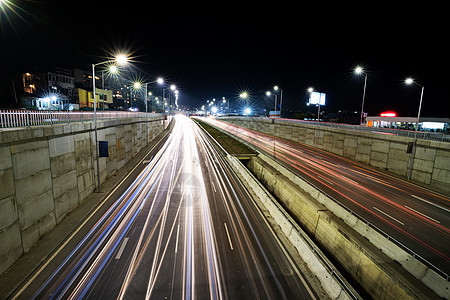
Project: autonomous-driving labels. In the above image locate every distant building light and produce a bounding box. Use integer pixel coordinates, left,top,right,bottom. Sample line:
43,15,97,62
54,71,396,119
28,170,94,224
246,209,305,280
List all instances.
380,112,397,117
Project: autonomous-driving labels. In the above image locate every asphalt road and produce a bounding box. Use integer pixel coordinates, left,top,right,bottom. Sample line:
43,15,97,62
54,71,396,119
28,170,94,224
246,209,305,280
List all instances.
200,117,450,277
15,115,315,299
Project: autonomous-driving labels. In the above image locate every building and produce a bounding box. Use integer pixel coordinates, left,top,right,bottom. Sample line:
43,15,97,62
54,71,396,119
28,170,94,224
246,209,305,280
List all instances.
78,88,113,109
20,67,75,110
366,115,450,133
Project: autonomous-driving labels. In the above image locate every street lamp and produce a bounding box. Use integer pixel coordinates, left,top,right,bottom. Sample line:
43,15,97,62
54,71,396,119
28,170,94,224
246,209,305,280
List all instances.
239,92,250,116
307,87,321,121
133,80,157,145
222,97,229,116
157,78,176,114
355,66,368,125
405,77,425,180
273,85,283,117
265,91,278,116
92,53,128,192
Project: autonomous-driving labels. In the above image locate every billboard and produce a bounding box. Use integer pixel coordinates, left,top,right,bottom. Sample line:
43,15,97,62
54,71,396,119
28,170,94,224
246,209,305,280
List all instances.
269,110,280,118
308,92,326,105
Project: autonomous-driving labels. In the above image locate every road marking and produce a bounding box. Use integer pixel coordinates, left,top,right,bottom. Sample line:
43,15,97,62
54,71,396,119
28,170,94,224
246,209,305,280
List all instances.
175,224,180,253
223,223,234,250
411,194,450,213
317,175,334,186
405,205,440,224
373,206,404,225
115,237,129,260
142,158,152,164
341,175,359,185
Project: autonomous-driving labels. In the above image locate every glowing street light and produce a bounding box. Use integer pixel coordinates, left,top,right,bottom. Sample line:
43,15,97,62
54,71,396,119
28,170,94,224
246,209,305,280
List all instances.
272,85,283,117
405,77,425,180
354,66,368,125
158,78,177,114
240,92,250,114
109,65,118,74
266,90,278,114
115,54,128,66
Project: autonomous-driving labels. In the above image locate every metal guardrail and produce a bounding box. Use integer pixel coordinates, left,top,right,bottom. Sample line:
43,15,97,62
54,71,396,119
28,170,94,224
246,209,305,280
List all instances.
0,110,163,129
221,116,450,143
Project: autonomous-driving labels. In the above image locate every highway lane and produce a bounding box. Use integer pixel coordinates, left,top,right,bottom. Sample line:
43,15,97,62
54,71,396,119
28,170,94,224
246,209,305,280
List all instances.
17,115,315,299
199,117,450,277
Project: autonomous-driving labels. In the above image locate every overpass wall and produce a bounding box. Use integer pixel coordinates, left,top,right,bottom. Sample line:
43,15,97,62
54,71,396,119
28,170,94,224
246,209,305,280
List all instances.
221,117,450,193
0,116,170,274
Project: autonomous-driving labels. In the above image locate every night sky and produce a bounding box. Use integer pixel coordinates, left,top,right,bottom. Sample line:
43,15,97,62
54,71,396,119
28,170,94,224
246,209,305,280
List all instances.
1,1,447,117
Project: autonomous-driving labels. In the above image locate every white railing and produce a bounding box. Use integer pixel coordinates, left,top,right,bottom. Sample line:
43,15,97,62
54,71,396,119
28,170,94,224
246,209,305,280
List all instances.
0,110,163,129
221,116,450,143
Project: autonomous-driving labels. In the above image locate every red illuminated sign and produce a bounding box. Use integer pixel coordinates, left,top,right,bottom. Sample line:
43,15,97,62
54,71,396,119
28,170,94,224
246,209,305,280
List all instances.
380,112,397,117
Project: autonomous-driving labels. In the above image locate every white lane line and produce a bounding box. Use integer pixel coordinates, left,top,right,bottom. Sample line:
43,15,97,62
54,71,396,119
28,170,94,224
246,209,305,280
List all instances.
317,175,334,186
411,194,450,213
373,206,405,225
142,157,152,164
223,223,234,250
405,205,441,224
341,175,359,185
175,224,180,253
115,237,129,260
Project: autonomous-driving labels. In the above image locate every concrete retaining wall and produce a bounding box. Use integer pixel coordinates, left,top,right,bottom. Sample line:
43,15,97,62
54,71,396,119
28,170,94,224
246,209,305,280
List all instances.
0,116,170,275
247,154,443,299
221,117,450,193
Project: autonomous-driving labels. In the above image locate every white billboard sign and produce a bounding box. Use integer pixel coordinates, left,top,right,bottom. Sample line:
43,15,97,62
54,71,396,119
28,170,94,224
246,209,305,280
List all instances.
308,92,326,105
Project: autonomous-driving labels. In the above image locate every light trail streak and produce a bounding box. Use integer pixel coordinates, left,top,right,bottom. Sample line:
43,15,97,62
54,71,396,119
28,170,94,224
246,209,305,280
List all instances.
199,117,450,269
29,115,314,300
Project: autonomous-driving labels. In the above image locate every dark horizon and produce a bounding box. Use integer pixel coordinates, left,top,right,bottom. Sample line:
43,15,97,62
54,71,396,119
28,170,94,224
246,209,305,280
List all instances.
1,1,447,117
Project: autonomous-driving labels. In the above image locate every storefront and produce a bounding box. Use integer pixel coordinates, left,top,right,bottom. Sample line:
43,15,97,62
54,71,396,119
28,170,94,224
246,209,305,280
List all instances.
366,115,450,133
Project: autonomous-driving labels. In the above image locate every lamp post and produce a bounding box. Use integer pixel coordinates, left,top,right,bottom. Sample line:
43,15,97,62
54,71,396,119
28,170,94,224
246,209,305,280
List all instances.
307,87,321,121
92,54,128,192
240,92,250,115
405,78,425,180
169,84,176,114
222,97,229,116
266,91,278,113
355,66,368,125
156,78,176,115
273,85,283,118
